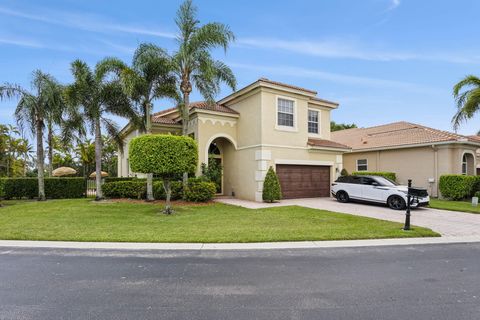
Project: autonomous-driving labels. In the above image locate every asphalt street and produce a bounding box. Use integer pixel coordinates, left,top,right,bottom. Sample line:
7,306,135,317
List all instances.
1,243,479,320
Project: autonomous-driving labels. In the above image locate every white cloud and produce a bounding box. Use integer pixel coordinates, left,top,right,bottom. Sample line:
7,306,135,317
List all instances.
229,62,441,94
387,0,401,11
0,36,43,48
236,37,480,64
0,6,175,39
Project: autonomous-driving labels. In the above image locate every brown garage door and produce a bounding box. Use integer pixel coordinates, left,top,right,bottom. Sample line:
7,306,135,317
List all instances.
276,164,331,199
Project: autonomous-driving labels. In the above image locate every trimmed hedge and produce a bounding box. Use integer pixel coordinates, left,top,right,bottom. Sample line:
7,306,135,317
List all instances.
103,181,146,199
102,179,212,202
0,178,5,198
352,171,396,181
1,178,85,199
45,178,86,199
184,180,216,202
439,175,480,200
103,177,135,183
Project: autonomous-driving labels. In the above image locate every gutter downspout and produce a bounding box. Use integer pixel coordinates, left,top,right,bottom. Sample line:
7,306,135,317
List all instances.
433,145,439,198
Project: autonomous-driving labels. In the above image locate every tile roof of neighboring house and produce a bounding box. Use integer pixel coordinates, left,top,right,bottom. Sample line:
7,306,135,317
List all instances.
151,101,238,124
307,138,351,150
331,121,480,151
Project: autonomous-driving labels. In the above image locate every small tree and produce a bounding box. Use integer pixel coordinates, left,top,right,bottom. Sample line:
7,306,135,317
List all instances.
262,166,282,203
129,134,197,213
340,168,349,176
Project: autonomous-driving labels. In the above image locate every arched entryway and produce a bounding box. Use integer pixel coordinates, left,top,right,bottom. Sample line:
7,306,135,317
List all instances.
205,136,236,196
462,152,475,175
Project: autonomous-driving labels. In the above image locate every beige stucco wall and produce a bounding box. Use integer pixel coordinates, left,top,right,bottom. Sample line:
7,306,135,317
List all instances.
342,144,478,197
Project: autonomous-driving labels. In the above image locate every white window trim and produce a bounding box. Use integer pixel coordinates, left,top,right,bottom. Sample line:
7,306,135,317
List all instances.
307,108,322,137
356,159,368,171
275,95,298,132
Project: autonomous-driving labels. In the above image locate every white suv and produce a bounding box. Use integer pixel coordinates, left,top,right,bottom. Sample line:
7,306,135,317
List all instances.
331,175,429,210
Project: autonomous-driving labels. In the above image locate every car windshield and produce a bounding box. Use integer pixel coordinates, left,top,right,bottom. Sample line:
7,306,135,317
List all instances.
374,177,399,186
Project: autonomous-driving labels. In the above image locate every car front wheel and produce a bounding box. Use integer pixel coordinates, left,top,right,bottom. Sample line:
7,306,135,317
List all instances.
387,195,406,210
336,191,349,203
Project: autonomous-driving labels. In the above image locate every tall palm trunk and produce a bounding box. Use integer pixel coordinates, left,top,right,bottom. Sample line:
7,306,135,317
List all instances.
94,119,103,201
145,102,154,201
181,85,191,197
36,119,46,201
47,122,53,177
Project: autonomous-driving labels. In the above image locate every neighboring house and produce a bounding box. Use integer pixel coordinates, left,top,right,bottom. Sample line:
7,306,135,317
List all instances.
118,78,350,201
467,135,480,175
331,121,480,197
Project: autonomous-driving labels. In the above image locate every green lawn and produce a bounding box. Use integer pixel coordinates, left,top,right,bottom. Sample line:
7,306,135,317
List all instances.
429,199,480,214
0,199,439,242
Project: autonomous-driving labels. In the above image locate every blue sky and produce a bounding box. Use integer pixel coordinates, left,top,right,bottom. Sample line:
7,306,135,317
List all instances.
1,0,479,135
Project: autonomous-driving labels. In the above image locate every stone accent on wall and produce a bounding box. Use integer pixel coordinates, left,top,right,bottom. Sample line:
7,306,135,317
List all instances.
254,149,271,202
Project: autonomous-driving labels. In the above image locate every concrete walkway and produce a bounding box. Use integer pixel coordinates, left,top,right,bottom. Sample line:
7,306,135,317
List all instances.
216,197,480,238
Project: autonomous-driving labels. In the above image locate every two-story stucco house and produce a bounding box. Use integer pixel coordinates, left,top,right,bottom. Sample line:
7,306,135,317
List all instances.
118,78,350,201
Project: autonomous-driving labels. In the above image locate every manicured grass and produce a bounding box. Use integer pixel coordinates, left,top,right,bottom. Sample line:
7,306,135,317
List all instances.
429,199,480,214
0,199,439,242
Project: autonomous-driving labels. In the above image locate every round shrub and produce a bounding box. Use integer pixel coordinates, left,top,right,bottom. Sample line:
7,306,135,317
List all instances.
129,134,198,177
262,166,282,203
184,180,216,202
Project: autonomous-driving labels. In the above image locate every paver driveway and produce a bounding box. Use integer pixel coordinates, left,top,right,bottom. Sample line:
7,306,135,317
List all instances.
217,197,480,237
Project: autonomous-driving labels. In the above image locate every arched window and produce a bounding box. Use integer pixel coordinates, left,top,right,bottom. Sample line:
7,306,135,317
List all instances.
208,142,221,156
462,154,468,175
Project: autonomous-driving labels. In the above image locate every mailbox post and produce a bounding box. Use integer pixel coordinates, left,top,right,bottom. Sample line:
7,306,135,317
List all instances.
403,179,412,231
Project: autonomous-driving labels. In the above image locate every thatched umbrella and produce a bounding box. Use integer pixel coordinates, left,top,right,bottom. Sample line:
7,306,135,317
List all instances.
52,166,77,177
89,171,109,178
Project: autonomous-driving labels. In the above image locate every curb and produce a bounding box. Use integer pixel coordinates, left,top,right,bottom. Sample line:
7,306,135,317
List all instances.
1,236,480,251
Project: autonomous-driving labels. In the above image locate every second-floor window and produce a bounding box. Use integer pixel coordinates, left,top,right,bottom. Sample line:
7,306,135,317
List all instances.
277,98,294,127
308,110,319,134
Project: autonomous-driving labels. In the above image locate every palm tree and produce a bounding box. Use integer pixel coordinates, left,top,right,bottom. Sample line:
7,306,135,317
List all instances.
172,0,237,190
0,70,62,200
64,59,133,200
75,138,96,178
98,44,177,200
173,0,237,136
452,75,480,131
45,82,66,176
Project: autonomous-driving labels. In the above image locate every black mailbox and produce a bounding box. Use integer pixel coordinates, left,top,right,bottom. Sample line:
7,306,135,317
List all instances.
408,187,428,198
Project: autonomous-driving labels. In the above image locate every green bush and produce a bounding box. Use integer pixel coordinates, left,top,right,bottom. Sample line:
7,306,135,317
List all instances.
474,191,480,198
129,134,198,177
129,134,198,213
0,178,6,198
103,181,146,199
104,177,135,183
2,178,86,199
262,167,282,203
340,168,349,176
439,175,480,200
152,181,183,200
184,179,216,202
201,158,222,193
352,171,396,181
44,178,85,199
